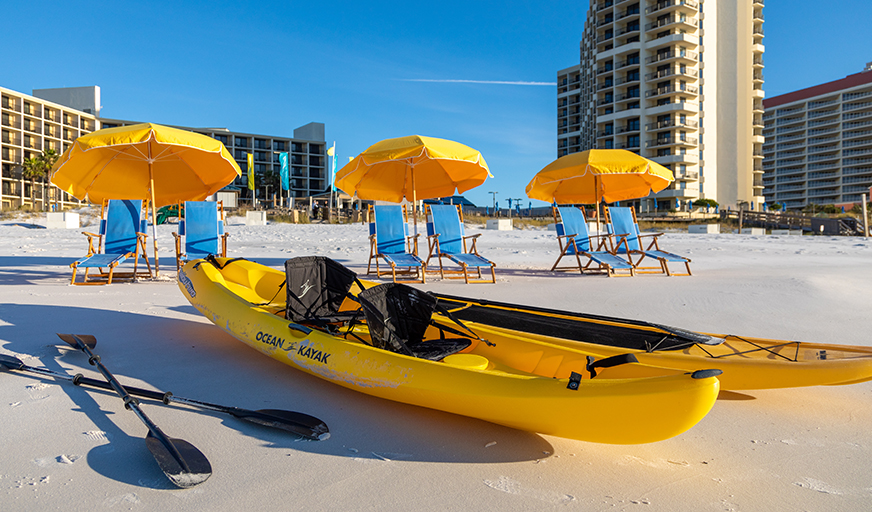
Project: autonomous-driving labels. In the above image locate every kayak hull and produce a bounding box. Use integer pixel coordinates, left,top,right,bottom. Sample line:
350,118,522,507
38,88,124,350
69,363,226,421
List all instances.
178,258,719,444
430,295,872,391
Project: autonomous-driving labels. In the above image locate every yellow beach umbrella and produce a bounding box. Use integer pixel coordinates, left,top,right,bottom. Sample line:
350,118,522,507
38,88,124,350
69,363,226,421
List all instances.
526,149,673,228
335,135,492,249
526,149,673,204
51,123,242,275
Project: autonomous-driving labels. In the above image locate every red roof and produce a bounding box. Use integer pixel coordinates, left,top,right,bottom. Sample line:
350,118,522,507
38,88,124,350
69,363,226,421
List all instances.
764,70,872,109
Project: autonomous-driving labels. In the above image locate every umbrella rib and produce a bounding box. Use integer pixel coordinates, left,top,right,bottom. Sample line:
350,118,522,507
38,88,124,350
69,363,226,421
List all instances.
86,146,144,194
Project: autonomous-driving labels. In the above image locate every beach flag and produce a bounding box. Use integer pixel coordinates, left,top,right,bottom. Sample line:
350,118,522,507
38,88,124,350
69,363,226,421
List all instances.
327,142,337,191
279,152,289,191
247,153,254,190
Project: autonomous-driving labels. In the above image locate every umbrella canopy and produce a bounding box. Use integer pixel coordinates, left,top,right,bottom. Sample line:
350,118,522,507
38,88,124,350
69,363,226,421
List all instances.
334,135,491,203
51,123,241,206
50,123,242,275
525,149,673,204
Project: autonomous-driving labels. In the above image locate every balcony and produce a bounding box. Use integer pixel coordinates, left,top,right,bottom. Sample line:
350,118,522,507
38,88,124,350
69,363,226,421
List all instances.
644,67,697,80
646,0,699,15
646,100,699,115
614,74,640,86
615,91,641,102
616,6,641,19
646,136,698,148
615,57,641,69
645,50,697,65
644,15,698,32
645,84,698,98
646,30,699,46
616,122,641,134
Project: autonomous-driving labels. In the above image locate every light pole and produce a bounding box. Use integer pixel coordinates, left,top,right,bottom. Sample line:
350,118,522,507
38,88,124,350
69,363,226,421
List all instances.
489,191,498,216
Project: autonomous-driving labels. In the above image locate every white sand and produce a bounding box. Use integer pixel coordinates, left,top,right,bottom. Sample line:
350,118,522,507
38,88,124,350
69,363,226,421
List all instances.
2,213,871,511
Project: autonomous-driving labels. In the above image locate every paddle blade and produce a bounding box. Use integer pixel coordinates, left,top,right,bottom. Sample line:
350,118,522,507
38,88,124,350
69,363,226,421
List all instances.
145,431,212,488
57,333,97,349
0,354,25,371
238,409,330,441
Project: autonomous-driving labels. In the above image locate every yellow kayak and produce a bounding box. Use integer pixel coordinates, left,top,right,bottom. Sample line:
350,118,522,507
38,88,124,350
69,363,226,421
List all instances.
432,294,872,390
178,257,720,444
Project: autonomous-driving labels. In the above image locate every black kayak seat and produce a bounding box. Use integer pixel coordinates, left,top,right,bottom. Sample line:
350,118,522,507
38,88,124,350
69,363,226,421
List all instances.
284,256,361,325
358,283,471,361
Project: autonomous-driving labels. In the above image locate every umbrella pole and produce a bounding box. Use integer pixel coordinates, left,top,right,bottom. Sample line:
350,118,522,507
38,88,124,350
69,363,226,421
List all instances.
148,160,160,277
411,168,419,255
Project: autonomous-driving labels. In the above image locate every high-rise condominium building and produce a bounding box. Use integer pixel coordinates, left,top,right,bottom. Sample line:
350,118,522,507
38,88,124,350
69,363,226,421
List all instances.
558,0,765,212
762,65,872,210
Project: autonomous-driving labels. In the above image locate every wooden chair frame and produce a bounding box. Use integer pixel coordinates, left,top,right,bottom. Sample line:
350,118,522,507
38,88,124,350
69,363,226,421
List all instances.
367,204,426,284
425,204,496,284
551,206,635,277
172,200,229,271
604,206,692,276
70,199,152,285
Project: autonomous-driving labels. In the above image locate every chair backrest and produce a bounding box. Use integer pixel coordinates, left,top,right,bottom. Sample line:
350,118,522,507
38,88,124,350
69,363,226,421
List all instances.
284,256,359,322
556,206,592,253
358,282,436,356
608,207,642,251
429,205,464,254
373,205,408,255
104,200,144,255
182,201,222,258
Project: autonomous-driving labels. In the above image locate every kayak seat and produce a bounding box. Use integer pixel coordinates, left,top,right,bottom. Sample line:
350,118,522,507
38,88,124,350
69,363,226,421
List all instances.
284,256,364,327
358,283,472,361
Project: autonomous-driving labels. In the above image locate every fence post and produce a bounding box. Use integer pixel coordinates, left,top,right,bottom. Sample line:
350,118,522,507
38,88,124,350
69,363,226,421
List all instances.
738,209,744,233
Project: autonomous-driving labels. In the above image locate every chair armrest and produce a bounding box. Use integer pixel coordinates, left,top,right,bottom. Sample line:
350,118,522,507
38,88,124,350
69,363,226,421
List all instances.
556,233,578,240
462,233,482,240
172,232,181,240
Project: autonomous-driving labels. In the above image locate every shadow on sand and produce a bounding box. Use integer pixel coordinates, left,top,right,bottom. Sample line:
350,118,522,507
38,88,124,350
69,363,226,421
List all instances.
0,302,554,488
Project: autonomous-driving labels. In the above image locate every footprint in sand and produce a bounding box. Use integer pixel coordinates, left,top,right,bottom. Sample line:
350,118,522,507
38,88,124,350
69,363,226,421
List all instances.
84,430,109,442
794,478,843,495
483,476,576,504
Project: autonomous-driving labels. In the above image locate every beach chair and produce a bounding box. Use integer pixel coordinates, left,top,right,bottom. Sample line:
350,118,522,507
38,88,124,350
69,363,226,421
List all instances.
172,201,228,271
70,199,152,285
367,204,426,283
425,204,496,284
552,206,635,277
605,206,692,276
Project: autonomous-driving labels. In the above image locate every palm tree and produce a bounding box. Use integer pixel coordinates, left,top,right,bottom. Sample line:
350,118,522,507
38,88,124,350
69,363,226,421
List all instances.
22,149,59,210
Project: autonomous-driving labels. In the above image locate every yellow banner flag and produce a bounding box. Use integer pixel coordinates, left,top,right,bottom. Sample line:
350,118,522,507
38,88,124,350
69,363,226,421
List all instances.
247,153,254,190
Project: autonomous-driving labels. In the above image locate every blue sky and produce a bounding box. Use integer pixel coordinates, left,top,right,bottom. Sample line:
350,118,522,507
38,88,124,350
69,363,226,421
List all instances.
3,1,871,208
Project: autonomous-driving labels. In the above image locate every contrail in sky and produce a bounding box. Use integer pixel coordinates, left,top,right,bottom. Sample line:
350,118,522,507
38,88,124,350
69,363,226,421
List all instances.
401,78,556,86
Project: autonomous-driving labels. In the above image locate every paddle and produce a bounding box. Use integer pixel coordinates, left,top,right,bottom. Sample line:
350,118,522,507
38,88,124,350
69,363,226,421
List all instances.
0,353,329,441
57,333,211,488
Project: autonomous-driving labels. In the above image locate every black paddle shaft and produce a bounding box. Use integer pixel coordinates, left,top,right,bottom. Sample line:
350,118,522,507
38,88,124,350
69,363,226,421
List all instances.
58,334,211,488
0,353,329,441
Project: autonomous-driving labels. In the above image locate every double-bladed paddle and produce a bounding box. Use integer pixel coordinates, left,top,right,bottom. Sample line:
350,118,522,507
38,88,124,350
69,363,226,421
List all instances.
56,334,211,488
0,352,329,441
